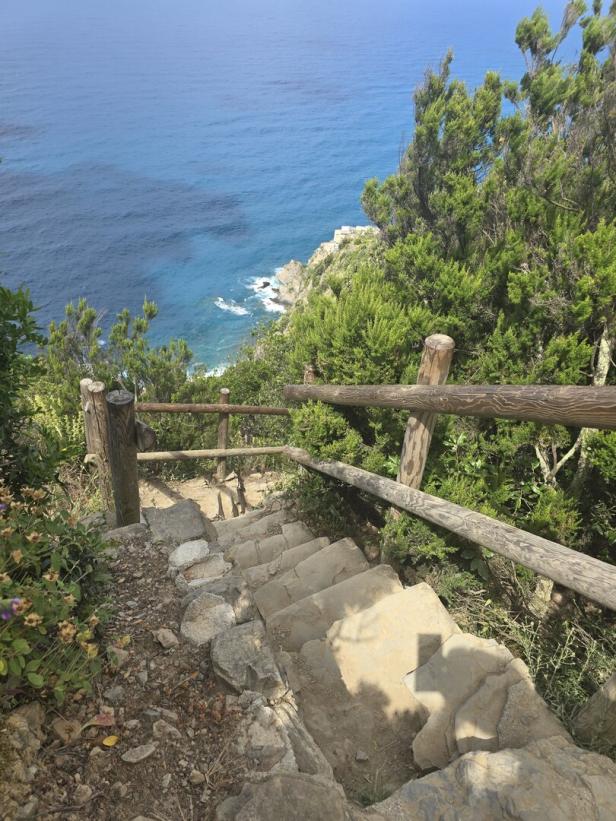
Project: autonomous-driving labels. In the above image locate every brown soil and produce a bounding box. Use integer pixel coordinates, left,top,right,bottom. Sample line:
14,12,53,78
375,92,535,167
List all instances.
139,471,279,520
18,527,251,820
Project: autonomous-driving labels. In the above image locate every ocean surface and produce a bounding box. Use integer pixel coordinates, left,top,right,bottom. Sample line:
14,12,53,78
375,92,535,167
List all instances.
0,0,571,368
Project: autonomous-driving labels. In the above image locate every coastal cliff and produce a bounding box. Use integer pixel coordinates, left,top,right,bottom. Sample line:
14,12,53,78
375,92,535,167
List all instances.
265,225,379,310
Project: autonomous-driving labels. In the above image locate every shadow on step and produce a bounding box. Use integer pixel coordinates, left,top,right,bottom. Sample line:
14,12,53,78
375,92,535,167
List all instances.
283,613,569,807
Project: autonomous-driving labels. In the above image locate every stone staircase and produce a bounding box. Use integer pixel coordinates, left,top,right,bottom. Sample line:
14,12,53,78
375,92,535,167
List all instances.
141,496,616,820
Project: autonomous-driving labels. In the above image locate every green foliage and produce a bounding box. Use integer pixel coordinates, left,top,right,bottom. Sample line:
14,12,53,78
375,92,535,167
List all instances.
381,513,455,564
0,286,60,491
0,484,107,706
291,403,365,463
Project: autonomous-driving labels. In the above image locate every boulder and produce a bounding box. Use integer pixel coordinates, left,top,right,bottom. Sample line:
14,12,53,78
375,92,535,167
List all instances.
182,574,257,623
167,539,210,575
230,692,297,774
143,500,216,546
404,633,513,770
215,772,353,821
369,736,616,821
454,658,570,755
174,554,231,591
180,593,236,646
573,671,616,748
211,621,286,700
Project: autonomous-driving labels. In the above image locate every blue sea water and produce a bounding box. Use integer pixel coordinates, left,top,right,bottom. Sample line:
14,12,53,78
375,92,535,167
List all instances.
0,0,571,368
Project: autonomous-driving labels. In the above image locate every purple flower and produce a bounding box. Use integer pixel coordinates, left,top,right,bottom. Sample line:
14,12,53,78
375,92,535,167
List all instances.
10,597,21,613
0,503,6,512
1,610,12,621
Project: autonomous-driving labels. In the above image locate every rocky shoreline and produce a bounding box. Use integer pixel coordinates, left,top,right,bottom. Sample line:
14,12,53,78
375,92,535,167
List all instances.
255,225,378,311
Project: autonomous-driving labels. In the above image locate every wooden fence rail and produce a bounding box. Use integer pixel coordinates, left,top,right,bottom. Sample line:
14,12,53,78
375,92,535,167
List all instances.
284,383,616,430
81,335,616,615
135,401,290,416
136,446,286,463
284,446,616,612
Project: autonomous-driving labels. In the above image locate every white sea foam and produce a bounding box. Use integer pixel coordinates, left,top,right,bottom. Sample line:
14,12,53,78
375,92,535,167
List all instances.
205,363,229,377
214,297,250,316
262,298,286,313
247,269,286,313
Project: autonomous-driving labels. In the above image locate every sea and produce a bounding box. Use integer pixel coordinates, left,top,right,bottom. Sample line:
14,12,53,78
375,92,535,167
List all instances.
0,0,571,369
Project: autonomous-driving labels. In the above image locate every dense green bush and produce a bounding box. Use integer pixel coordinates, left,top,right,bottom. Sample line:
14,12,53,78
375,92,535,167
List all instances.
0,286,108,705
0,484,106,706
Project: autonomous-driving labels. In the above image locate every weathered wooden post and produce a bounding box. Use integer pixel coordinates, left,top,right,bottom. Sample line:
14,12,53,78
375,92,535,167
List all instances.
398,334,455,489
80,378,114,512
106,390,140,526
303,364,317,385
216,388,230,482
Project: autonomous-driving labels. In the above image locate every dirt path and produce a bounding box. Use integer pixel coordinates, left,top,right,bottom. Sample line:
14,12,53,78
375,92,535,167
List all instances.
9,527,252,820
139,471,279,521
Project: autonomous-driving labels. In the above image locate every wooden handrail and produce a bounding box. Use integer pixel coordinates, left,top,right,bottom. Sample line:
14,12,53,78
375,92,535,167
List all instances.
284,384,616,430
136,446,286,462
284,447,616,612
136,402,290,416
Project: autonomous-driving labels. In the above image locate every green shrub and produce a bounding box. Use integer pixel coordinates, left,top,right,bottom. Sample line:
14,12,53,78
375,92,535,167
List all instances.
0,483,107,706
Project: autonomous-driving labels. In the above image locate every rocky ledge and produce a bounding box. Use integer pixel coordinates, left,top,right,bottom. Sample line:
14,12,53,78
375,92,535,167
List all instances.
257,225,379,310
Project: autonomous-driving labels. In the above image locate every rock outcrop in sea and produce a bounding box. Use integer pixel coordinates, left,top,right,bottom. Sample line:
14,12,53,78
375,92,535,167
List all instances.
257,225,379,311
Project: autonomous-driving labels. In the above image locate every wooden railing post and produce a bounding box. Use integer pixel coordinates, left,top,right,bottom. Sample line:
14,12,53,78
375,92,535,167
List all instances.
303,364,317,385
106,390,140,526
398,334,455,489
80,378,114,512
216,388,230,482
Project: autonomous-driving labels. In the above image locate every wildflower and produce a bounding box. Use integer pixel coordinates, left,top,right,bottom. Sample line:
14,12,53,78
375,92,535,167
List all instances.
43,570,60,583
67,515,78,527
63,594,76,606
13,598,31,615
0,573,11,584
10,550,23,565
57,620,77,643
81,642,98,659
77,629,93,642
0,527,14,538
31,489,46,501
24,612,43,628
25,532,42,544
88,614,100,628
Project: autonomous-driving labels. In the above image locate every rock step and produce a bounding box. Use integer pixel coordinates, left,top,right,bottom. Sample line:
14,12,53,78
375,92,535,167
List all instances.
215,508,295,548
225,522,314,570
267,565,403,652
403,632,570,770
242,536,330,590
215,737,616,820
326,583,461,723
255,538,369,620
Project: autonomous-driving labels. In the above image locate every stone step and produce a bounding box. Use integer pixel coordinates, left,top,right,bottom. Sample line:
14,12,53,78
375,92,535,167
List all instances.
327,583,461,723
276,584,461,796
267,565,403,652
226,522,314,570
403,632,570,770
215,509,295,548
243,537,330,590
214,508,270,543
255,538,369,620
216,737,616,820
